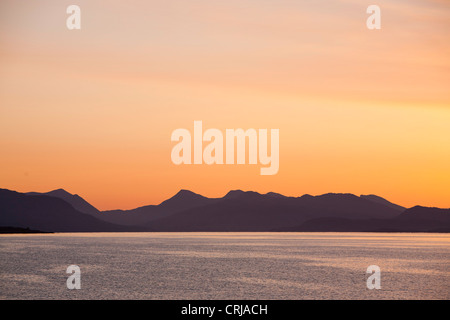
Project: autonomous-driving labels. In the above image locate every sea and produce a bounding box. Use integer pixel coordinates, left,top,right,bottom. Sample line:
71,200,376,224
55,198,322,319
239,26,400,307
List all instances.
0,232,448,300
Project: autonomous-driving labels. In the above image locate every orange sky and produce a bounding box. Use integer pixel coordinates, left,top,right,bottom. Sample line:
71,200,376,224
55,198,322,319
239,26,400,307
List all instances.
1,0,449,210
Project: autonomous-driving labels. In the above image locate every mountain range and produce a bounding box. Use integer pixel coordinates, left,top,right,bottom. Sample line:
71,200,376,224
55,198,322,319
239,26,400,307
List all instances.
0,188,449,232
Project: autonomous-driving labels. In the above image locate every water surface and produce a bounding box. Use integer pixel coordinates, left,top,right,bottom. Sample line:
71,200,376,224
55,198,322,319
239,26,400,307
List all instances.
0,232,448,299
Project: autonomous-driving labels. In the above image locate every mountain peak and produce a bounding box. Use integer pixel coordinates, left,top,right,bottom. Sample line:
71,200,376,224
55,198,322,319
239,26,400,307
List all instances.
360,194,405,212
224,190,262,200
321,192,357,197
172,189,203,199
159,189,207,206
48,188,72,196
156,189,210,213
265,192,286,198
26,188,100,215
224,190,245,199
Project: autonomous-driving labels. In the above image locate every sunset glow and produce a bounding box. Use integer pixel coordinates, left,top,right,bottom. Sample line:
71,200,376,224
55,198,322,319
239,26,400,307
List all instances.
1,0,449,210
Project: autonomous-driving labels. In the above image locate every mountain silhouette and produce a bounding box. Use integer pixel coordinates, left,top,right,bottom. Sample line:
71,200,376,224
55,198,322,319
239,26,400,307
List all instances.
277,206,450,232
360,194,405,212
145,191,402,231
0,189,141,232
1,187,449,232
26,189,100,216
98,189,219,225
392,206,450,232
397,206,450,222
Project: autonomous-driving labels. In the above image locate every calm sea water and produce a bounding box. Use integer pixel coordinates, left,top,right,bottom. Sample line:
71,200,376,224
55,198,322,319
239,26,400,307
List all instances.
0,232,448,300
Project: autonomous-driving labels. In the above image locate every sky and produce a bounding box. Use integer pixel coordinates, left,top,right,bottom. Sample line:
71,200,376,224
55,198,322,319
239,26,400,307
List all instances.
0,0,449,210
